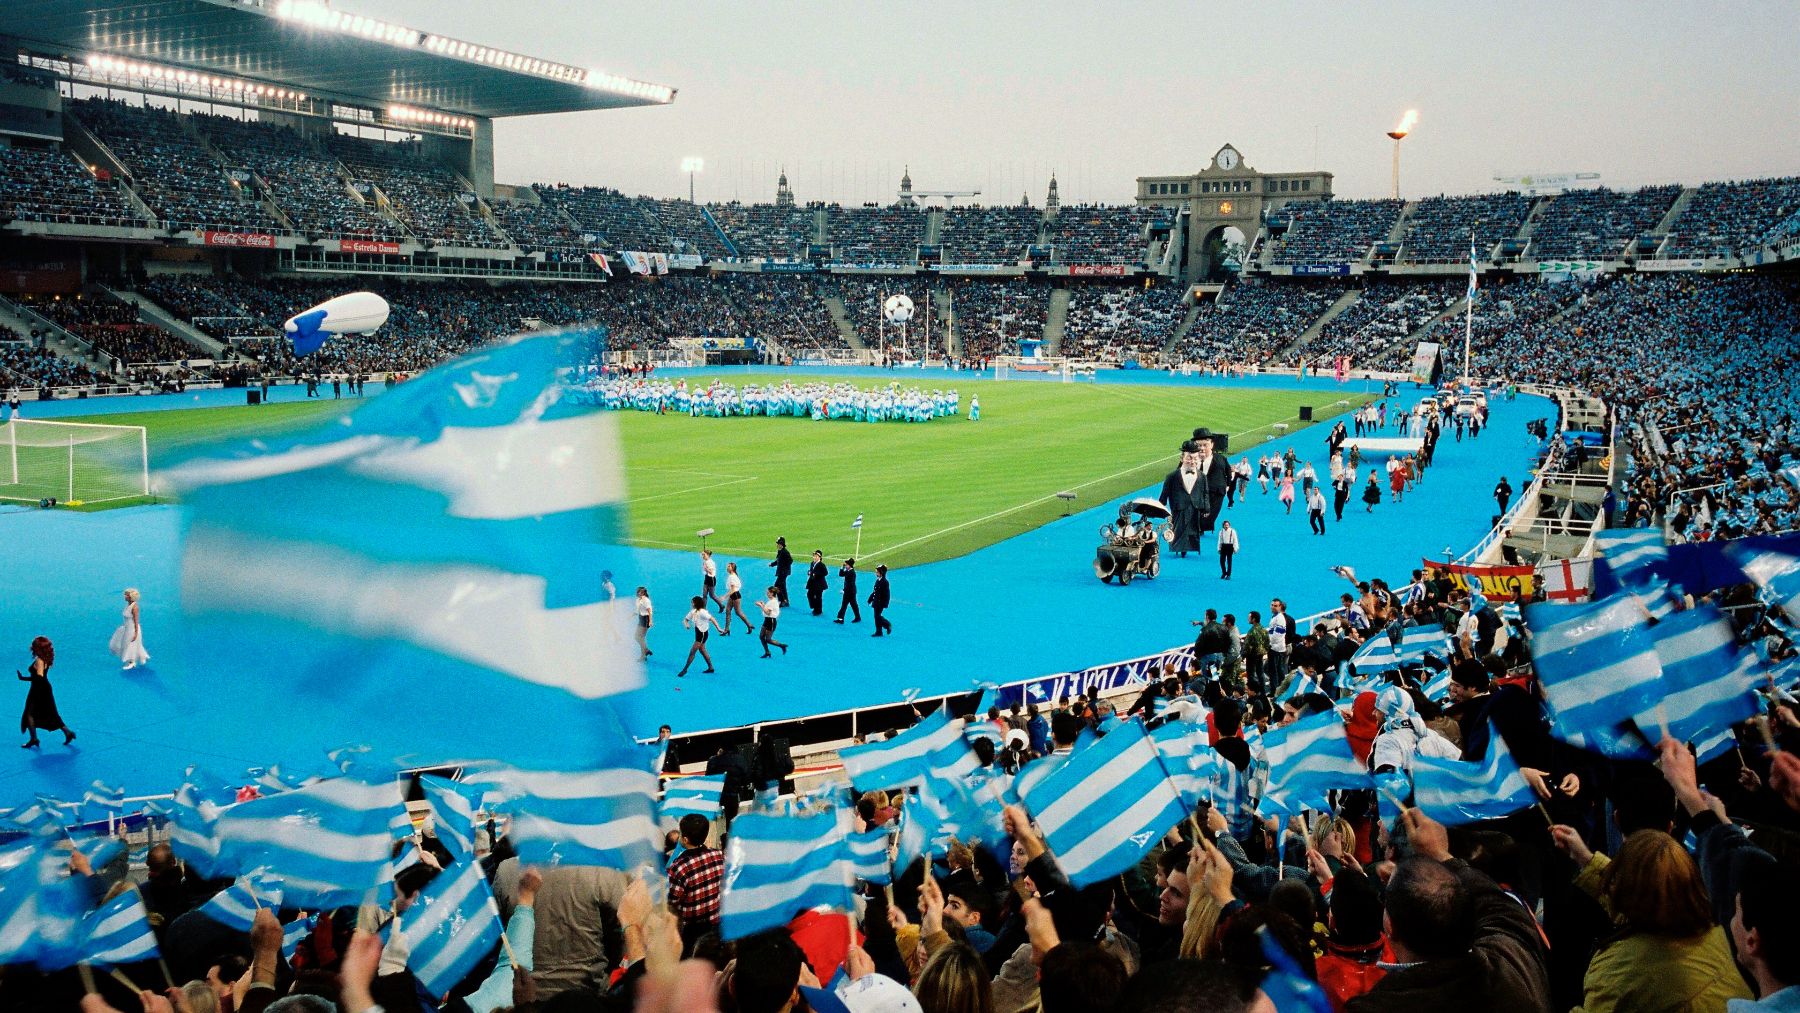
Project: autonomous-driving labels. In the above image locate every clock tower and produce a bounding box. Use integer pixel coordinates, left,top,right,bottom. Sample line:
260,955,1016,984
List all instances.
1135,145,1334,282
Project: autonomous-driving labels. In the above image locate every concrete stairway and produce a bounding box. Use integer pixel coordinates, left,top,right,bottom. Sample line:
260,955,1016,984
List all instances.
1159,301,1205,357
1043,288,1071,355
0,295,110,375
933,289,957,356
1278,288,1363,357
101,284,227,357
823,294,864,350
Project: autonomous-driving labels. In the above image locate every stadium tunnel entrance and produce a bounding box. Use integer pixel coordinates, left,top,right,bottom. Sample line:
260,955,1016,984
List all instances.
1196,224,1247,282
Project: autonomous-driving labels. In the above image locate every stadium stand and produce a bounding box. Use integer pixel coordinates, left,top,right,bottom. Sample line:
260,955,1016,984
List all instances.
326,133,505,248
940,205,1042,265
487,195,591,260
645,197,734,260
192,112,404,241
1169,278,1346,363
538,184,672,252
67,98,283,234
0,143,145,228
1304,278,1461,366
1047,203,1152,264
826,204,925,265
0,322,107,387
14,291,198,367
1661,176,1800,258
1528,184,1680,259
1266,197,1404,265
1399,193,1533,261
707,202,816,260
710,273,844,350
946,278,1050,359
1060,282,1185,360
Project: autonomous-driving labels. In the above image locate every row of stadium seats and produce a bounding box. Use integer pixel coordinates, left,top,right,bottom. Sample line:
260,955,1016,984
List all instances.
1059,283,1185,359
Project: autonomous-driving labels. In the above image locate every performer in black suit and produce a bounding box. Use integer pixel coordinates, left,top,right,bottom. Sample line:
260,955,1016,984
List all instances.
1158,436,1231,558
835,558,861,623
769,536,794,607
805,550,829,616
869,564,892,637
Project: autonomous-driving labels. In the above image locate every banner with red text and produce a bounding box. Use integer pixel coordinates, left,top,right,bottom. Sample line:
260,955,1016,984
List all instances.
338,238,402,255
202,231,276,249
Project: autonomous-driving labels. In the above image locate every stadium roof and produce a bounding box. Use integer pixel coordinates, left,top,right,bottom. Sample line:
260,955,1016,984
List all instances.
2,0,676,119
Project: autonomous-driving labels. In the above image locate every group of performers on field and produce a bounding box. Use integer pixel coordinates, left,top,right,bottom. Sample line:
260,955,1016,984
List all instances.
567,377,978,423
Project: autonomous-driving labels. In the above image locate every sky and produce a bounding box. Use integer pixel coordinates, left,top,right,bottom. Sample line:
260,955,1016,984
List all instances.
348,0,1800,207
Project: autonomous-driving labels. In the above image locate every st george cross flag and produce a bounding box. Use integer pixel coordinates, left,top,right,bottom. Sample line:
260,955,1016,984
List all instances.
660,774,727,827
1259,709,1373,806
400,858,504,1000
837,708,977,790
1410,723,1536,825
461,759,661,872
1632,606,1763,745
1022,719,1188,887
77,890,160,967
1526,596,1663,733
168,328,645,771
209,774,407,908
721,810,856,940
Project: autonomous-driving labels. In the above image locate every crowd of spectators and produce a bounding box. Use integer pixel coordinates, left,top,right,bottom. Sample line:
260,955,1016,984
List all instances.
15,292,200,366
826,204,926,265
1267,198,1405,266
1662,177,1800,258
1528,184,1681,260
0,144,145,228
1304,279,1461,367
488,197,591,261
538,185,673,253
1400,193,1533,261
709,273,846,350
1060,282,1185,361
946,279,1049,359
0,331,108,387
1048,203,1154,265
707,202,817,260
68,98,283,235
1170,278,1346,365
833,276,932,350
327,134,503,249
194,113,403,241
646,198,735,260
941,205,1042,264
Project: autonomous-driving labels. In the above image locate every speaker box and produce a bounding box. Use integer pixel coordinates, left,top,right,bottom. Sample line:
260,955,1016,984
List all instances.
1299,406,1314,422
247,390,262,406
756,736,795,783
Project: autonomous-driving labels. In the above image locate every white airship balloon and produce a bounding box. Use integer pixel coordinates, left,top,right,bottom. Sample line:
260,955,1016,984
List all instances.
284,291,390,356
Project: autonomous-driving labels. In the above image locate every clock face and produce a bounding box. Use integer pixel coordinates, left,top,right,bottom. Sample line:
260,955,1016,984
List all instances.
1216,148,1239,170
1219,201,1234,215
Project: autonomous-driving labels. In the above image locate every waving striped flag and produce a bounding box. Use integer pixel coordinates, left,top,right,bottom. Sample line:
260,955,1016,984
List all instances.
1420,667,1454,704
838,708,977,790
419,776,482,862
1352,624,1449,674
660,774,726,827
1022,719,1188,887
721,810,856,940
400,859,503,1000
281,914,316,961
1730,543,1800,618
169,329,644,773
1594,529,1668,588
210,774,407,908
81,781,125,822
462,759,661,872
1410,724,1536,825
0,848,88,968
1260,709,1373,807
78,891,160,967
1150,719,1212,811
1527,596,1663,733
848,827,893,885
197,870,285,931
852,513,864,529
1632,606,1763,744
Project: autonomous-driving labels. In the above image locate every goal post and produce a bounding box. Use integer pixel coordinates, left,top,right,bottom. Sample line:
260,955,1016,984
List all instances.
1,419,150,505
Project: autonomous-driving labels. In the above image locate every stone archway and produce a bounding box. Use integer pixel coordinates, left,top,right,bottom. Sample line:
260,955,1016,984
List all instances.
1197,224,1247,282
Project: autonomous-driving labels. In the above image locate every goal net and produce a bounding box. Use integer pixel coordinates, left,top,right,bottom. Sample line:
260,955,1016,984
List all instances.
2,419,150,505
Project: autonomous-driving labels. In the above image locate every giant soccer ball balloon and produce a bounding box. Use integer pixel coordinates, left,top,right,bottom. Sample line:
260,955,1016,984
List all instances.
883,294,915,324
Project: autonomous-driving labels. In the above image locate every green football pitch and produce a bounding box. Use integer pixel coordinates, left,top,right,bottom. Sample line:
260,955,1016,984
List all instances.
48,376,1370,567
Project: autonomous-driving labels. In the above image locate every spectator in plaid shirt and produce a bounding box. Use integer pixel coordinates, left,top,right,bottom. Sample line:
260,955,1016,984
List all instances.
666,813,725,953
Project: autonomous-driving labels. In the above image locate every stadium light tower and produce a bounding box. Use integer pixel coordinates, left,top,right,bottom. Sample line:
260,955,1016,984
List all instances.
681,157,704,202
1386,109,1418,200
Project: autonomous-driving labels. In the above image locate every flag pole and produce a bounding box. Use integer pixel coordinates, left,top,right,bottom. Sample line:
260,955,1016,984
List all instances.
1464,232,1475,385
855,520,864,559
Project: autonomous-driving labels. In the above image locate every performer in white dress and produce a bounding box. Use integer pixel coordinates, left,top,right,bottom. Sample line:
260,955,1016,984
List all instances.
108,588,150,670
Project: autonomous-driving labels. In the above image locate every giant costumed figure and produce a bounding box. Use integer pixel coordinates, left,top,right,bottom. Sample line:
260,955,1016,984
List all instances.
1158,431,1232,558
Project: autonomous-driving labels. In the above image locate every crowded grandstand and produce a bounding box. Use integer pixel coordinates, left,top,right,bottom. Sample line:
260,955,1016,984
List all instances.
4,3,1800,1013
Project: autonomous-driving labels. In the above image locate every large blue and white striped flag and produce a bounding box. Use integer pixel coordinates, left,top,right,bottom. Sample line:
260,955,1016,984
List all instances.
1526,596,1663,734
721,810,856,940
660,775,726,827
209,774,407,908
1351,624,1449,675
1729,543,1800,618
1022,719,1187,887
1410,724,1536,826
419,775,482,862
837,708,978,790
461,759,661,872
196,870,285,931
1467,238,1479,299
847,827,894,886
1594,529,1668,588
77,890,160,967
1259,709,1373,808
0,847,87,969
1632,606,1763,744
1149,719,1212,812
400,858,504,1000
169,329,644,771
